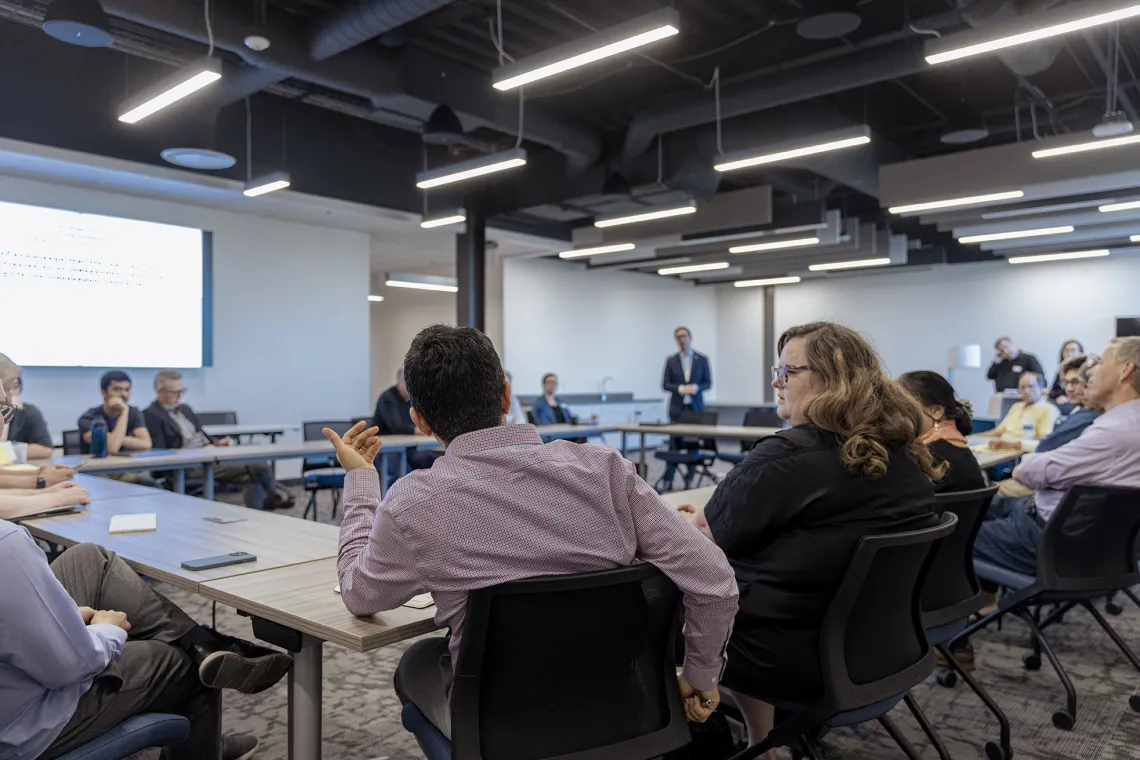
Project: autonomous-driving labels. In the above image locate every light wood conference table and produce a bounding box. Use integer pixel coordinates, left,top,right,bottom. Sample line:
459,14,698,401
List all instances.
615,422,783,476
72,473,160,501
200,559,440,759
970,436,1039,469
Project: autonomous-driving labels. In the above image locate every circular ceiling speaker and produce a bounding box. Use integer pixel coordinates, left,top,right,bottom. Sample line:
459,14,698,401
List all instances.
797,1,861,40
244,34,271,52
941,101,990,145
42,0,114,47
161,147,237,171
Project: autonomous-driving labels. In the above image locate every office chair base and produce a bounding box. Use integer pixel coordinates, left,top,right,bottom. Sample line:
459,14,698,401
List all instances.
936,644,1012,759
985,742,1008,760
1129,694,1140,713
1023,654,1041,671
1052,710,1075,731
936,669,957,687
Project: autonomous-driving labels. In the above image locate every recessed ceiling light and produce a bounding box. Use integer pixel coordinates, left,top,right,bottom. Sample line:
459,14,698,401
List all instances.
729,237,821,254
558,243,636,259
888,190,1024,215
1008,250,1110,264
733,276,802,287
595,203,696,228
657,262,729,275
808,257,891,271
957,226,1074,244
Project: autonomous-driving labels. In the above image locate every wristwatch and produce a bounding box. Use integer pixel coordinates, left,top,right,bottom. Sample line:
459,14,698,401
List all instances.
36,476,47,490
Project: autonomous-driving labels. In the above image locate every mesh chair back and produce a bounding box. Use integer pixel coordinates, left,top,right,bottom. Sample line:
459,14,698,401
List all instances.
451,565,689,760
196,411,238,426
820,513,956,712
677,410,718,454
62,429,82,456
302,420,353,473
1036,485,1140,593
743,407,783,429
921,485,998,629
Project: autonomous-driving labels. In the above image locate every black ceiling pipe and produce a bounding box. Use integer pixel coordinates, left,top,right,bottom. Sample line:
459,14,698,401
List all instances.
309,0,456,61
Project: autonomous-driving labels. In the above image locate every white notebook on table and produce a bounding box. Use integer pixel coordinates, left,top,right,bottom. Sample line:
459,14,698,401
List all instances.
109,513,157,535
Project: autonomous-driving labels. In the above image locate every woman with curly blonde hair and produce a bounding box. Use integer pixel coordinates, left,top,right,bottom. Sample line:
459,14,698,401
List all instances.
679,321,940,749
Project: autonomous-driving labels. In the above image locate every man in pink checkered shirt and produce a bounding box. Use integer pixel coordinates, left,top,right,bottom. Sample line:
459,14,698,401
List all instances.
326,325,738,740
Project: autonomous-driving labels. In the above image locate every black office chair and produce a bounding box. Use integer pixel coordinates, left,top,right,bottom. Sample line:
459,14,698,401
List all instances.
301,420,353,521
717,408,780,467
195,411,238,426
655,410,719,492
351,416,371,428
62,429,82,456
729,513,958,760
401,564,692,760
963,485,1140,731
921,485,1011,760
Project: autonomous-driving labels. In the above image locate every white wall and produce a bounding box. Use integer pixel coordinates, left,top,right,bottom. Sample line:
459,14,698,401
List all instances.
368,280,455,401
502,257,719,400
715,256,1140,413
715,285,767,404
4,174,372,476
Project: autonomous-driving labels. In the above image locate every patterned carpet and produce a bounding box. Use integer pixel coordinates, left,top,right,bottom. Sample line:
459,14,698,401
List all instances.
151,470,1140,760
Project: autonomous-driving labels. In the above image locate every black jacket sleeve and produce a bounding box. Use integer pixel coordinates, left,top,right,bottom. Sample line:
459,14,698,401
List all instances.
144,407,171,449
986,361,1001,381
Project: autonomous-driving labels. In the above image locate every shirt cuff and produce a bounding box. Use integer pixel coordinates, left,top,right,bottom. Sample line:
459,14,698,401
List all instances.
87,623,128,653
681,661,723,693
345,466,380,491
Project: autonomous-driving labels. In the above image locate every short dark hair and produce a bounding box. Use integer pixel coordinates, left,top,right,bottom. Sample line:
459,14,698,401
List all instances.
897,370,974,435
1059,339,1084,363
1061,354,1088,375
100,370,131,392
403,325,505,444
542,373,557,385
674,326,691,338
994,336,1011,349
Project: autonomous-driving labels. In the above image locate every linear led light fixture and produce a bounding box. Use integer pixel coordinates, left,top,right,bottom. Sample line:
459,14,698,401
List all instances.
493,8,680,91
729,237,821,254
734,276,802,287
657,261,729,275
367,295,385,302
1008,249,1110,264
1100,199,1140,213
888,190,1024,215
595,202,696,228
385,273,459,293
118,57,222,124
1132,235,1140,242
925,0,1140,65
958,225,1074,244
808,257,891,272
421,211,466,229
558,243,636,259
1032,133,1140,158
714,126,871,172
243,171,291,197
416,148,527,189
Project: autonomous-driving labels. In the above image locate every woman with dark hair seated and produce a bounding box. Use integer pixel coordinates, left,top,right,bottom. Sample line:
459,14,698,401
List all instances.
898,370,986,493
1049,339,1085,403
678,321,941,751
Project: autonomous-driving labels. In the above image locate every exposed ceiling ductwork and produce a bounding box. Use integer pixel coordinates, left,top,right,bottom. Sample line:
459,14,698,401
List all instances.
308,0,456,61
92,0,602,164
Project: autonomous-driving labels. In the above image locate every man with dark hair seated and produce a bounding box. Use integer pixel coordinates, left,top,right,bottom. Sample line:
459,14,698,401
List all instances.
328,324,739,738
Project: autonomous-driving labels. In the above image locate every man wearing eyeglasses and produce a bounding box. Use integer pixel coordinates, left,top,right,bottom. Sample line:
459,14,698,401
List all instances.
142,370,292,511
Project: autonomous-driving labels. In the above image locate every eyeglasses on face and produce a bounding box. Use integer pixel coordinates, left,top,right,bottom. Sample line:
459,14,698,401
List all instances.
771,365,810,388
0,403,15,425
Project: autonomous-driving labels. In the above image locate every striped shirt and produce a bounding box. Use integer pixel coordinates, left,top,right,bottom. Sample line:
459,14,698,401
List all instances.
337,424,738,690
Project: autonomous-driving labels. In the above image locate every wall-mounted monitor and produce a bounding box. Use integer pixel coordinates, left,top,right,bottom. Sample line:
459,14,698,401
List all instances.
0,200,212,367
1118,318,1140,338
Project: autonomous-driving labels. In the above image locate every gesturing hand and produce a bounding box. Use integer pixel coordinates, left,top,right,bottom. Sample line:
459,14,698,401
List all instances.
323,421,382,472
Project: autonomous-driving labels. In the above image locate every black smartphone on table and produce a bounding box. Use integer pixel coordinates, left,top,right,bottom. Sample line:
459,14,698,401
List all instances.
180,552,257,571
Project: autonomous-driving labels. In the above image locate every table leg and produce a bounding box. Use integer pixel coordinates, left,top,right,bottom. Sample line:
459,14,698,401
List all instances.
288,638,323,760
174,469,186,494
638,432,648,479
621,431,627,457
203,463,215,501
399,450,408,478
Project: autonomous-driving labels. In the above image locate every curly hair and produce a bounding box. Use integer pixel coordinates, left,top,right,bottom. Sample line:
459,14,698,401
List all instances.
779,322,945,481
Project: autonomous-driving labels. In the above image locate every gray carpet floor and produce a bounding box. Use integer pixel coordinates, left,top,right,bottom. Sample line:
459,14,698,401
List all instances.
152,464,1140,760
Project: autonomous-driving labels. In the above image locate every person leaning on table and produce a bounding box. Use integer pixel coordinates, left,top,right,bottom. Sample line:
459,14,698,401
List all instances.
675,321,940,754
329,324,739,738
0,353,54,460
976,371,1060,447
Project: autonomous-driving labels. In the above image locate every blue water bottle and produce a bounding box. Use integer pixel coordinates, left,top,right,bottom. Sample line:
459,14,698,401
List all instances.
91,416,108,458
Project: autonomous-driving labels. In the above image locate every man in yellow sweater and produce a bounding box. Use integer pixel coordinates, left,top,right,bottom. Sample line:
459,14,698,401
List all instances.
979,372,1060,442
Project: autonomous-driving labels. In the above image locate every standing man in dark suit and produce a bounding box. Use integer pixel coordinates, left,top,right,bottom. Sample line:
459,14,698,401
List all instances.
662,327,712,422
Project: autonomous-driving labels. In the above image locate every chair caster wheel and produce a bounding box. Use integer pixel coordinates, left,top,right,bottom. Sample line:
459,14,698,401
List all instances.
985,741,1008,760
1023,654,1042,671
1107,601,1124,616
936,669,958,688
1129,694,1140,712
1052,710,1074,731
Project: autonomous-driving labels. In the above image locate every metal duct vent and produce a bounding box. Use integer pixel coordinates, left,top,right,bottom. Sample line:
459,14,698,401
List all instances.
309,0,456,61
